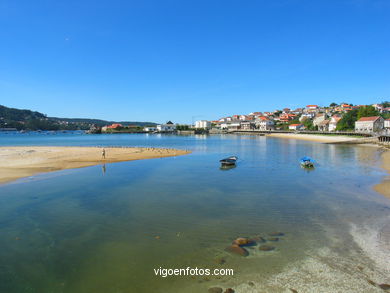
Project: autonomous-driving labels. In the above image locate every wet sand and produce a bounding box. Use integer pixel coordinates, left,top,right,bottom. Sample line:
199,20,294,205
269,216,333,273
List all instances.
0,146,191,184
266,133,361,143
374,149,390,199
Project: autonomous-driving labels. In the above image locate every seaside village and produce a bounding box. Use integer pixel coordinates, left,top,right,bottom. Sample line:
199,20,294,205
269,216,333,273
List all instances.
133,103,389,134
93,102,390,135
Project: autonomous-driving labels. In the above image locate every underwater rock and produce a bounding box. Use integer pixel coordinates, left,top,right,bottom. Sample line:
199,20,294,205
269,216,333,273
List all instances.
248,281,255,286
269,232,284,236
290,289,298,293
268,237,279,242
232,237,255,246
225,245,249,256
367,279,377,287
208,287,223,293
215,257,226,265
251,236,266,243
259,245,275,251
380,284,390,290
224,289,235,293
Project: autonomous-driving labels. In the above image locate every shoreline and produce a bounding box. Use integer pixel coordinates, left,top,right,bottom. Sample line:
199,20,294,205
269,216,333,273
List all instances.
265,133,362,143
0,146,191,184
374,148,390,199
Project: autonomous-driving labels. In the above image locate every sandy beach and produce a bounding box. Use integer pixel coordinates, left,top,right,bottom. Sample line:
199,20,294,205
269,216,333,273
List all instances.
0,146,190,184
265,133,362,143
374,149,390,199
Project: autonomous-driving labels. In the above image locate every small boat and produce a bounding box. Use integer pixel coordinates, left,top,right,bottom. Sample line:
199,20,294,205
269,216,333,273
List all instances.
220,156,238,166
300,156,315,168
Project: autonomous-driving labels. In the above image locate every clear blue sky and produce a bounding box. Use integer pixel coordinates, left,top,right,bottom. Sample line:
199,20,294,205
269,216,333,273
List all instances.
0,0,389,123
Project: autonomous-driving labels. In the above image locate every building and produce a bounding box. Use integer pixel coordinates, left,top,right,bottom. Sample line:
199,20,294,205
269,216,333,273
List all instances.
355,116,384,133
306,105,319,113
279,113,296,123
255,117,275,131
384,119,390,132
157,121,176,132
144,126,157,132
313,113,326,127
289,124,304,131
195,120,211,129
240,121,255,130
318,120,330,132
328,115,342,132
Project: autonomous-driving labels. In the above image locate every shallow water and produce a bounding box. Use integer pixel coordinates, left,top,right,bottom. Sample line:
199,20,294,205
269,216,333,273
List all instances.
0,133,389,293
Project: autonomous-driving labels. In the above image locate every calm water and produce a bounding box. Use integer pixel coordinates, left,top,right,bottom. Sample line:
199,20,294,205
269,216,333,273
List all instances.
0,133,389,293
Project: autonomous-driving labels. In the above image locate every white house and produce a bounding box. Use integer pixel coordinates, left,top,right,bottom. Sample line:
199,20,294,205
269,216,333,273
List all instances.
289,124,304,131
328,115,342,132
355,116,384,133
255,118,275,131
385,119,390,130
195,120,211,129
157,121,176,132
144,126,157,132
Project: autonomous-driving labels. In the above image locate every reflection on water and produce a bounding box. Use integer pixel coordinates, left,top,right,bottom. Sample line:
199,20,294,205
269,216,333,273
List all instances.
219,165,237,171
0,134,389,293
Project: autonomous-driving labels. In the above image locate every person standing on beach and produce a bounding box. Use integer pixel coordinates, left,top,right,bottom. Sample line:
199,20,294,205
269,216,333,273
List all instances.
102,148,106,159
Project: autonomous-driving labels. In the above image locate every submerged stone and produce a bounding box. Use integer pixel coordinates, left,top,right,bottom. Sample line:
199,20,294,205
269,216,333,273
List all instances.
208,287,223,293
225,245,249,256
215,257,226,265
268,237,279,242
290,289,298,293
224,289,235,293
379,284,390,290
232,237,256,246
259,245,275,251
269,232,285,236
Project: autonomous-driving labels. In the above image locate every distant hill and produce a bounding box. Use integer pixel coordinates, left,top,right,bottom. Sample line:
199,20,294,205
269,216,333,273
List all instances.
0,105,157,130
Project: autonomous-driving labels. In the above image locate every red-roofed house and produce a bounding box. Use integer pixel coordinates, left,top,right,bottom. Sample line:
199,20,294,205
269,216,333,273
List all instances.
107,123,123,129
289,124,304,131
355,116,384,133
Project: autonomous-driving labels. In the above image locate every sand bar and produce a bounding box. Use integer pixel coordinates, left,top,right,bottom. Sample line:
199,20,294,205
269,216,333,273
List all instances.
0,146,191,184
265,133,361,143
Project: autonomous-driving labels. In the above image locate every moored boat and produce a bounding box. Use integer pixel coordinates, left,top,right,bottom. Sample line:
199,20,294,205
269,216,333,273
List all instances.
220,156,238,166
300,156,315,168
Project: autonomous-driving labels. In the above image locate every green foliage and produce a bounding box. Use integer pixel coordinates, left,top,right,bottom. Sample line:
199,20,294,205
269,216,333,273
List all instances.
0,104,157,131
357,106,379,119
381,101,390,108
302,119,317,130
336,109,358,131
176,125,191,130
329,103,338,107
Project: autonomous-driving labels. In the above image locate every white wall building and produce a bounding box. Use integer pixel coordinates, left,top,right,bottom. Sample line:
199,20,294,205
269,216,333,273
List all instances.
144,126,157,132
195,120,211,129
355,116,384,133
289,124,304,131
256,119,275,131
157,121,176,132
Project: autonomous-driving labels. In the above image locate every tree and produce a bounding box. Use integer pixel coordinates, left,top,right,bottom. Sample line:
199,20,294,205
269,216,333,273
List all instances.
329,103,338,107
382,101,390,108
357,106,379,119
336,109,358,131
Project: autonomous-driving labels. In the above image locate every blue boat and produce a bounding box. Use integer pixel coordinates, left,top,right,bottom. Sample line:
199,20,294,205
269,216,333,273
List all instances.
300,156,315,168
220,156,238,166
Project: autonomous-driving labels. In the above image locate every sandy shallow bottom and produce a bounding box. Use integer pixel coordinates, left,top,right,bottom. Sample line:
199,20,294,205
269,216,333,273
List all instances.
0,146,190,184
374,149,390,199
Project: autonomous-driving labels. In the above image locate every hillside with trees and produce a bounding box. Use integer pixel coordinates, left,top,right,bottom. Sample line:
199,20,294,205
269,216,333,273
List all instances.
0,105,156,131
